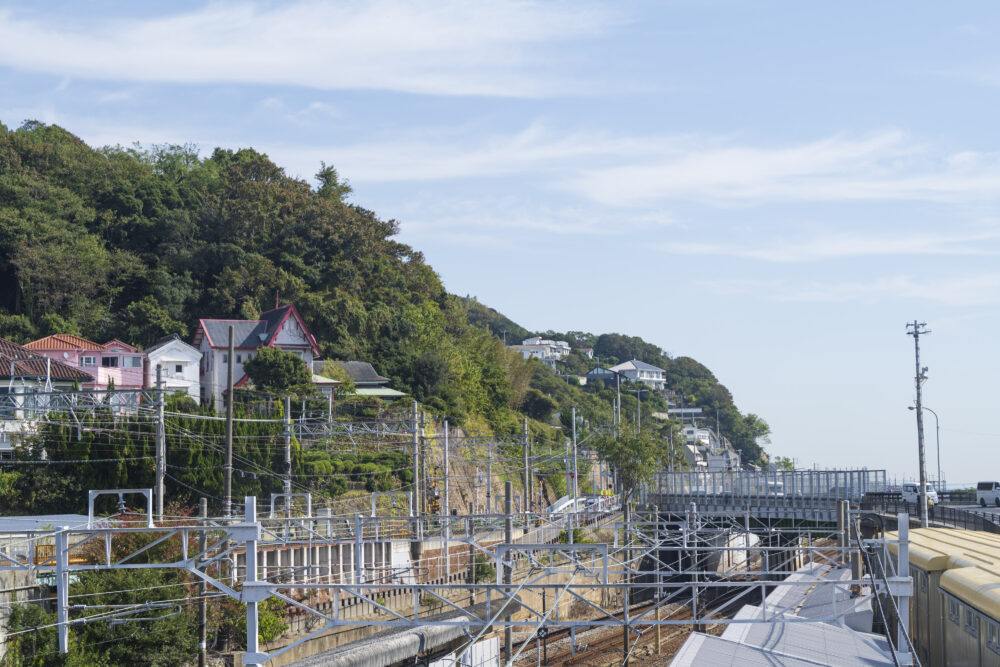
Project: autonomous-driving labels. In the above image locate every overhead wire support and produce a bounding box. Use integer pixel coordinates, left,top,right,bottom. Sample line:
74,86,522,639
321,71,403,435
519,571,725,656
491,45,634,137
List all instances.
906,320,930,528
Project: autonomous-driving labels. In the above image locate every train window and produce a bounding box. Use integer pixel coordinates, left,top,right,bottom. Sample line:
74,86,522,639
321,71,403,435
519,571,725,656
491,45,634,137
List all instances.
988,621,1000,655
948,597,960,624
965,605,979,638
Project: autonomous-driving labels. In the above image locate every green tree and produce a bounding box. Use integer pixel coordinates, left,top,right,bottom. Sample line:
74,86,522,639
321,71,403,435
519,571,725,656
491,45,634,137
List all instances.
242,347,312,393
594,432,667,503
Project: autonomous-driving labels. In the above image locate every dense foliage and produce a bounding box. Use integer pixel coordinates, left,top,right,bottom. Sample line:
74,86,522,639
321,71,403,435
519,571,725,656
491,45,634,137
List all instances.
0,121,770,461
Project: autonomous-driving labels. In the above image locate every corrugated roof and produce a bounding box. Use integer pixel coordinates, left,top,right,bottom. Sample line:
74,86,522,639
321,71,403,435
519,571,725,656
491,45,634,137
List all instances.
327,361,389,385
0,337,93,381
24,334,103,351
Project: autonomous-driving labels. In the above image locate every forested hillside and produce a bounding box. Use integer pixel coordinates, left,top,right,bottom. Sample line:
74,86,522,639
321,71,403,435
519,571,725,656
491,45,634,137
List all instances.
0,121,769,462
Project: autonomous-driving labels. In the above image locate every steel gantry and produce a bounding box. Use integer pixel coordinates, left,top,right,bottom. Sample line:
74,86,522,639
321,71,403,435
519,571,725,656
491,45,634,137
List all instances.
0,488,915,666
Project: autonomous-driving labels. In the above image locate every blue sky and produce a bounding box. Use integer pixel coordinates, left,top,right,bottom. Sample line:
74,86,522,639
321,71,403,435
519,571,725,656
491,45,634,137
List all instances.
3,1,1000,486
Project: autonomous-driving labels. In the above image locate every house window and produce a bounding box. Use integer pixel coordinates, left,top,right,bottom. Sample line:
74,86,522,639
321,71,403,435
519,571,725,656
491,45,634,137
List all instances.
124,356,142,368
223,354,228,363
175,364,183,374
102,357,119,368
236,354,242,363
965,605,979,637
81,356,96,367
948,597,960,624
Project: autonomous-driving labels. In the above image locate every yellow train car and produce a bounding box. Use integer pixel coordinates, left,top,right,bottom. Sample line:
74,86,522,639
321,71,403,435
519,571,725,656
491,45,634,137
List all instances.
887,528,1000,667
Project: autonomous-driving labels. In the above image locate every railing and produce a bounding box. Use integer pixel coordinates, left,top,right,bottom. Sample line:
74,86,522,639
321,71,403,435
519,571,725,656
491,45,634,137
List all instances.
863,495,1000,533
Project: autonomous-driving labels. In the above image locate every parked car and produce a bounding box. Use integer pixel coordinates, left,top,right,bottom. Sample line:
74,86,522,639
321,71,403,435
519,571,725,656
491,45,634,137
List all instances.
978,481,1000,507
901,483,938,506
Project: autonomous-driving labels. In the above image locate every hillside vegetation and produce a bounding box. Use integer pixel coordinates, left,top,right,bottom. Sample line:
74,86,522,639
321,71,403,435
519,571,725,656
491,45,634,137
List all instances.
0,121,769,462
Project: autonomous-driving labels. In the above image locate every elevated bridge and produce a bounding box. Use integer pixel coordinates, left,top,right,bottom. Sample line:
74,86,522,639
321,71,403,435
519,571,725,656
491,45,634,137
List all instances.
647,469,887,522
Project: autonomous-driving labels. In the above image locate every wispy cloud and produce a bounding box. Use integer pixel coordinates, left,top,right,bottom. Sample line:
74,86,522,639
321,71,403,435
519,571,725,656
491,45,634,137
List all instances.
0,1,615,97
704,274,1000,306
661,229,1000,262
566,131,1000,206
269,126,1000,210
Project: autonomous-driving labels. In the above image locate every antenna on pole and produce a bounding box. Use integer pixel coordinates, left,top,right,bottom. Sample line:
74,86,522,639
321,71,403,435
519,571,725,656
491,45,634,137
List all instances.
906,320,931,528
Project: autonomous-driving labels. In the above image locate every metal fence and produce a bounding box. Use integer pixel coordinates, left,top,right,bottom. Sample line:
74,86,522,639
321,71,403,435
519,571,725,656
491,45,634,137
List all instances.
653,469,887,504
863,495,1000,533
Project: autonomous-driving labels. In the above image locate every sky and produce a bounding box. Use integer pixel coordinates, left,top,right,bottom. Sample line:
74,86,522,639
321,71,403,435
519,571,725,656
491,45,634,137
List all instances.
2,0,999,487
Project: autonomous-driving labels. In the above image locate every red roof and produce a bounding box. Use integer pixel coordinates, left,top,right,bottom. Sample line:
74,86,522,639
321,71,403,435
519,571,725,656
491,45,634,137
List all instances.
24,334,104,351
0,337,93,381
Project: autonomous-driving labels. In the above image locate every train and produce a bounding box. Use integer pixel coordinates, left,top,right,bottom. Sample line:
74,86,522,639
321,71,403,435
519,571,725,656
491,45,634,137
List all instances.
887,527,1000,666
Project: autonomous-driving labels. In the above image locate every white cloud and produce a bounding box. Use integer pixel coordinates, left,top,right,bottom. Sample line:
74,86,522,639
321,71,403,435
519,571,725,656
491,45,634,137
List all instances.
565,131,1000,206
704,274,1000,306
661,229,1000,262
0,1,614,97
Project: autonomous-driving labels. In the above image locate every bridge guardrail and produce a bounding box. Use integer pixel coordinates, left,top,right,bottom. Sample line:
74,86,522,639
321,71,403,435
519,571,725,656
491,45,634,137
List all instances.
863,496,1000,533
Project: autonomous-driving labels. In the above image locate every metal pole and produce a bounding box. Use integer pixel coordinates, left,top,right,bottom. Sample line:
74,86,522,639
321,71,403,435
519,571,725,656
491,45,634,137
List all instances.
284,396,292,526
56,527,68,654
155,364,165,520
411,401,420,524
243,497,261,667
523,417,529,528
444,421,450,577
622,502,630,666
199,498,208,667
504,480,513,662
908,321,930,527
571,407,579,505
487,442,493,516
224,325,234,519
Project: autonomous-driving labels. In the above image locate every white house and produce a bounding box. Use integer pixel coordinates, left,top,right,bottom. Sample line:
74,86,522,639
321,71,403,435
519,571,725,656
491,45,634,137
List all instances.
144,334,202,403
608,359,666,390
192,304,320,409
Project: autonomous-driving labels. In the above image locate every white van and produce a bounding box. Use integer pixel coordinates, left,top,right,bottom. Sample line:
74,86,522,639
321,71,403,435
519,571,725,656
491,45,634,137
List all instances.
977,481,1000,507
901,483,938,506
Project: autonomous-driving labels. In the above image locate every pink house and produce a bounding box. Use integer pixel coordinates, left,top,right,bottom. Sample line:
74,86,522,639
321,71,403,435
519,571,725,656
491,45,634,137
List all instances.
24,335,145,390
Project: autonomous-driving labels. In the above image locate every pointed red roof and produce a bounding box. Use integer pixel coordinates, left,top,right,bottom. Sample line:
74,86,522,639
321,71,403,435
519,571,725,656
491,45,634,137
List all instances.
24,334,104,351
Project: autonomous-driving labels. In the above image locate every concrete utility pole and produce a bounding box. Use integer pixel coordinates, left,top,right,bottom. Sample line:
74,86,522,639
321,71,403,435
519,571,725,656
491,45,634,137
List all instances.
411,402,420,531
155,364,165,520
571,407,579,505
907,321,930,528
444,421,450,576
224,325,234,518
522,417,529,526
198,498,208,667
284,396,292,522
504,480,513,660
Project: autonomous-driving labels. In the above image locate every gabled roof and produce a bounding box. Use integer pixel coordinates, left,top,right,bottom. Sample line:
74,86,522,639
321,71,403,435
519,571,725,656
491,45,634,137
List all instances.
0,337,93,381
610,359,665,373
146,333,199,354
24,334,103,351
193,305,320,354
326,361,389,386
101,339,138,352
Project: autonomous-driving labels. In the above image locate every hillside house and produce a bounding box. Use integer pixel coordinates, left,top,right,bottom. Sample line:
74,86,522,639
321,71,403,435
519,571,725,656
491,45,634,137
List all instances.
0,337,93,457
144,334,202,403
24,335,144,391
608,359,666,390
193,305,320,408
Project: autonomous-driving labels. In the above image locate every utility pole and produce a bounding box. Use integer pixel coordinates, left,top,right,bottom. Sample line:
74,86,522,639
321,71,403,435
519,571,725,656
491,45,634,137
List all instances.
615,374,621,439
411,402,420,529
224,325,234,519
522,417,529,527
486,442,493,514
444,421,450,577
155,364,165,521
504,480,513,661
907,321,930,528
284,396,292,523
571,407,578,505
198,498,208,667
